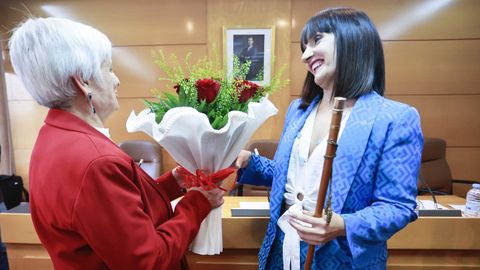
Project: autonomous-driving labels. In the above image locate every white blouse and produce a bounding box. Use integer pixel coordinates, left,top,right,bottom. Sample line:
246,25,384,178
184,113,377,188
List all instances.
277,103,350,270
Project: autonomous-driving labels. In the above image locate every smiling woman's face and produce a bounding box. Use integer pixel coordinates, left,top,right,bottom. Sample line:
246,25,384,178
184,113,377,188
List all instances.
301,32,336,91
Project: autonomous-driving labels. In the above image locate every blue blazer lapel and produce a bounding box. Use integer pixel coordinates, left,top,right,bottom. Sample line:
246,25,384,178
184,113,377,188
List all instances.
331,92,384,212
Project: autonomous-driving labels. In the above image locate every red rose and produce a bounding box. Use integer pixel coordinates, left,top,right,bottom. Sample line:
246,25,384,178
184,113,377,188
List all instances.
195,78,220,103
237,80,260,103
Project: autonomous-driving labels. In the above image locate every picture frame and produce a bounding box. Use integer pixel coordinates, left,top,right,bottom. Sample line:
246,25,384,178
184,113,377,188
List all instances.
223,26,275,85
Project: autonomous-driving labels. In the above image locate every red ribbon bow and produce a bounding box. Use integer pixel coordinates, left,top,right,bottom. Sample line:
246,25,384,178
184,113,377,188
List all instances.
175,166,236,191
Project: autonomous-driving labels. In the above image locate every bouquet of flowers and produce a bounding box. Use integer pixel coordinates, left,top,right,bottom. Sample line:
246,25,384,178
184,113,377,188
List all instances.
126,51,285,255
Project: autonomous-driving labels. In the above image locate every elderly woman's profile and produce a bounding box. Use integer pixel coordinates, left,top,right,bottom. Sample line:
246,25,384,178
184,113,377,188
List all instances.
9,17,224,270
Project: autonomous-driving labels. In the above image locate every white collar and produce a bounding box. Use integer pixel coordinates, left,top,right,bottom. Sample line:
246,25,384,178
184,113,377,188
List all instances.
94,127,111,139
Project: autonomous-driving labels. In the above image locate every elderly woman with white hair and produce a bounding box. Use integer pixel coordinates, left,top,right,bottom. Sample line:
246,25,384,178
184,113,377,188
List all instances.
9,17,224,270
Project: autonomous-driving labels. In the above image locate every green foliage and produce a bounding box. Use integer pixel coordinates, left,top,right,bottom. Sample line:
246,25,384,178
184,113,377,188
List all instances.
146,50,287,129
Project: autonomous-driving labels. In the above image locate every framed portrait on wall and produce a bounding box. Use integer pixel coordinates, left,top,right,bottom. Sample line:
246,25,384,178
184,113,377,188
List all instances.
223,26,274,85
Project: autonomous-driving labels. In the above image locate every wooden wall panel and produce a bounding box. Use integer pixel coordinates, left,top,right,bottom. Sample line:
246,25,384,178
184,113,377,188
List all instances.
113,45,207,98
1,0,210,186
0,45,212,99
2,0,479,186
290,40,480,96
207,0,292,141
287,94,480,149
289,0,480,183
384,40,480,95
289,46,306,96
0,0,207,46
291,0,480,41
446,148,480,181
389,95,480,147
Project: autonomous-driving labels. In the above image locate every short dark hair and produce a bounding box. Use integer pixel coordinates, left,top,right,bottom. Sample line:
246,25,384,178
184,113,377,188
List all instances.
299,7,385,109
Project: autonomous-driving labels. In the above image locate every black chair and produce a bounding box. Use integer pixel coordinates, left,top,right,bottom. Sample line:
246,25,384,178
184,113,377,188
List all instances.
419,137,479,197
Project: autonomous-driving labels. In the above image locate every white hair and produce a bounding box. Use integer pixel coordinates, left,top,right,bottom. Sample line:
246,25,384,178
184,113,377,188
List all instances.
8,17,112,108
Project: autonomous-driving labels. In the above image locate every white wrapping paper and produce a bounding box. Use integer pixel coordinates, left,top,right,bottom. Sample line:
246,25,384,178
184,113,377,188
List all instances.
126,97,278,255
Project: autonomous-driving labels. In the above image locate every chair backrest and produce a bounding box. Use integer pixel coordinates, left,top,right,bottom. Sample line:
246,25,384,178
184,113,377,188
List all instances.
119,140,163,179
419,137,452,195
247,139,278,160
240,139,278,196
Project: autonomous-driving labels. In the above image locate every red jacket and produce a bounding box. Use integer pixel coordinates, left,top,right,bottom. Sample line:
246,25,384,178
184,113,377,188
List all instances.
29,109,211,270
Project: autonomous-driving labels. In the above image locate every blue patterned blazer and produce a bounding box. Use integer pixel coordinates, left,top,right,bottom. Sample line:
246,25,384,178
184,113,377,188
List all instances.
238,92,423,269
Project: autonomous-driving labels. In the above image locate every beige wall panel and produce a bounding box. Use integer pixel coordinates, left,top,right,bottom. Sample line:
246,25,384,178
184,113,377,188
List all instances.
0,0,207,46
207,0,292,141
113,45,207,98
291,0,480,41
389,95,480,147
8,101,48,149
290,40,480,96
384,40,480,95
446,147,480,181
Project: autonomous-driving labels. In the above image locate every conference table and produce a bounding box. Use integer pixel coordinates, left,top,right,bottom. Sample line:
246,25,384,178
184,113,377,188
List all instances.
1,196,479,270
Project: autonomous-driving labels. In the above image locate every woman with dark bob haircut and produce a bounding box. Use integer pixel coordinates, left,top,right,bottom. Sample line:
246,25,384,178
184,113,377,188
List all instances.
235,7,423,269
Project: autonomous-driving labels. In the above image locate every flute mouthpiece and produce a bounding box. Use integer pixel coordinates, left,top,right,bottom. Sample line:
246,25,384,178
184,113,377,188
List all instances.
333,97,346,110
